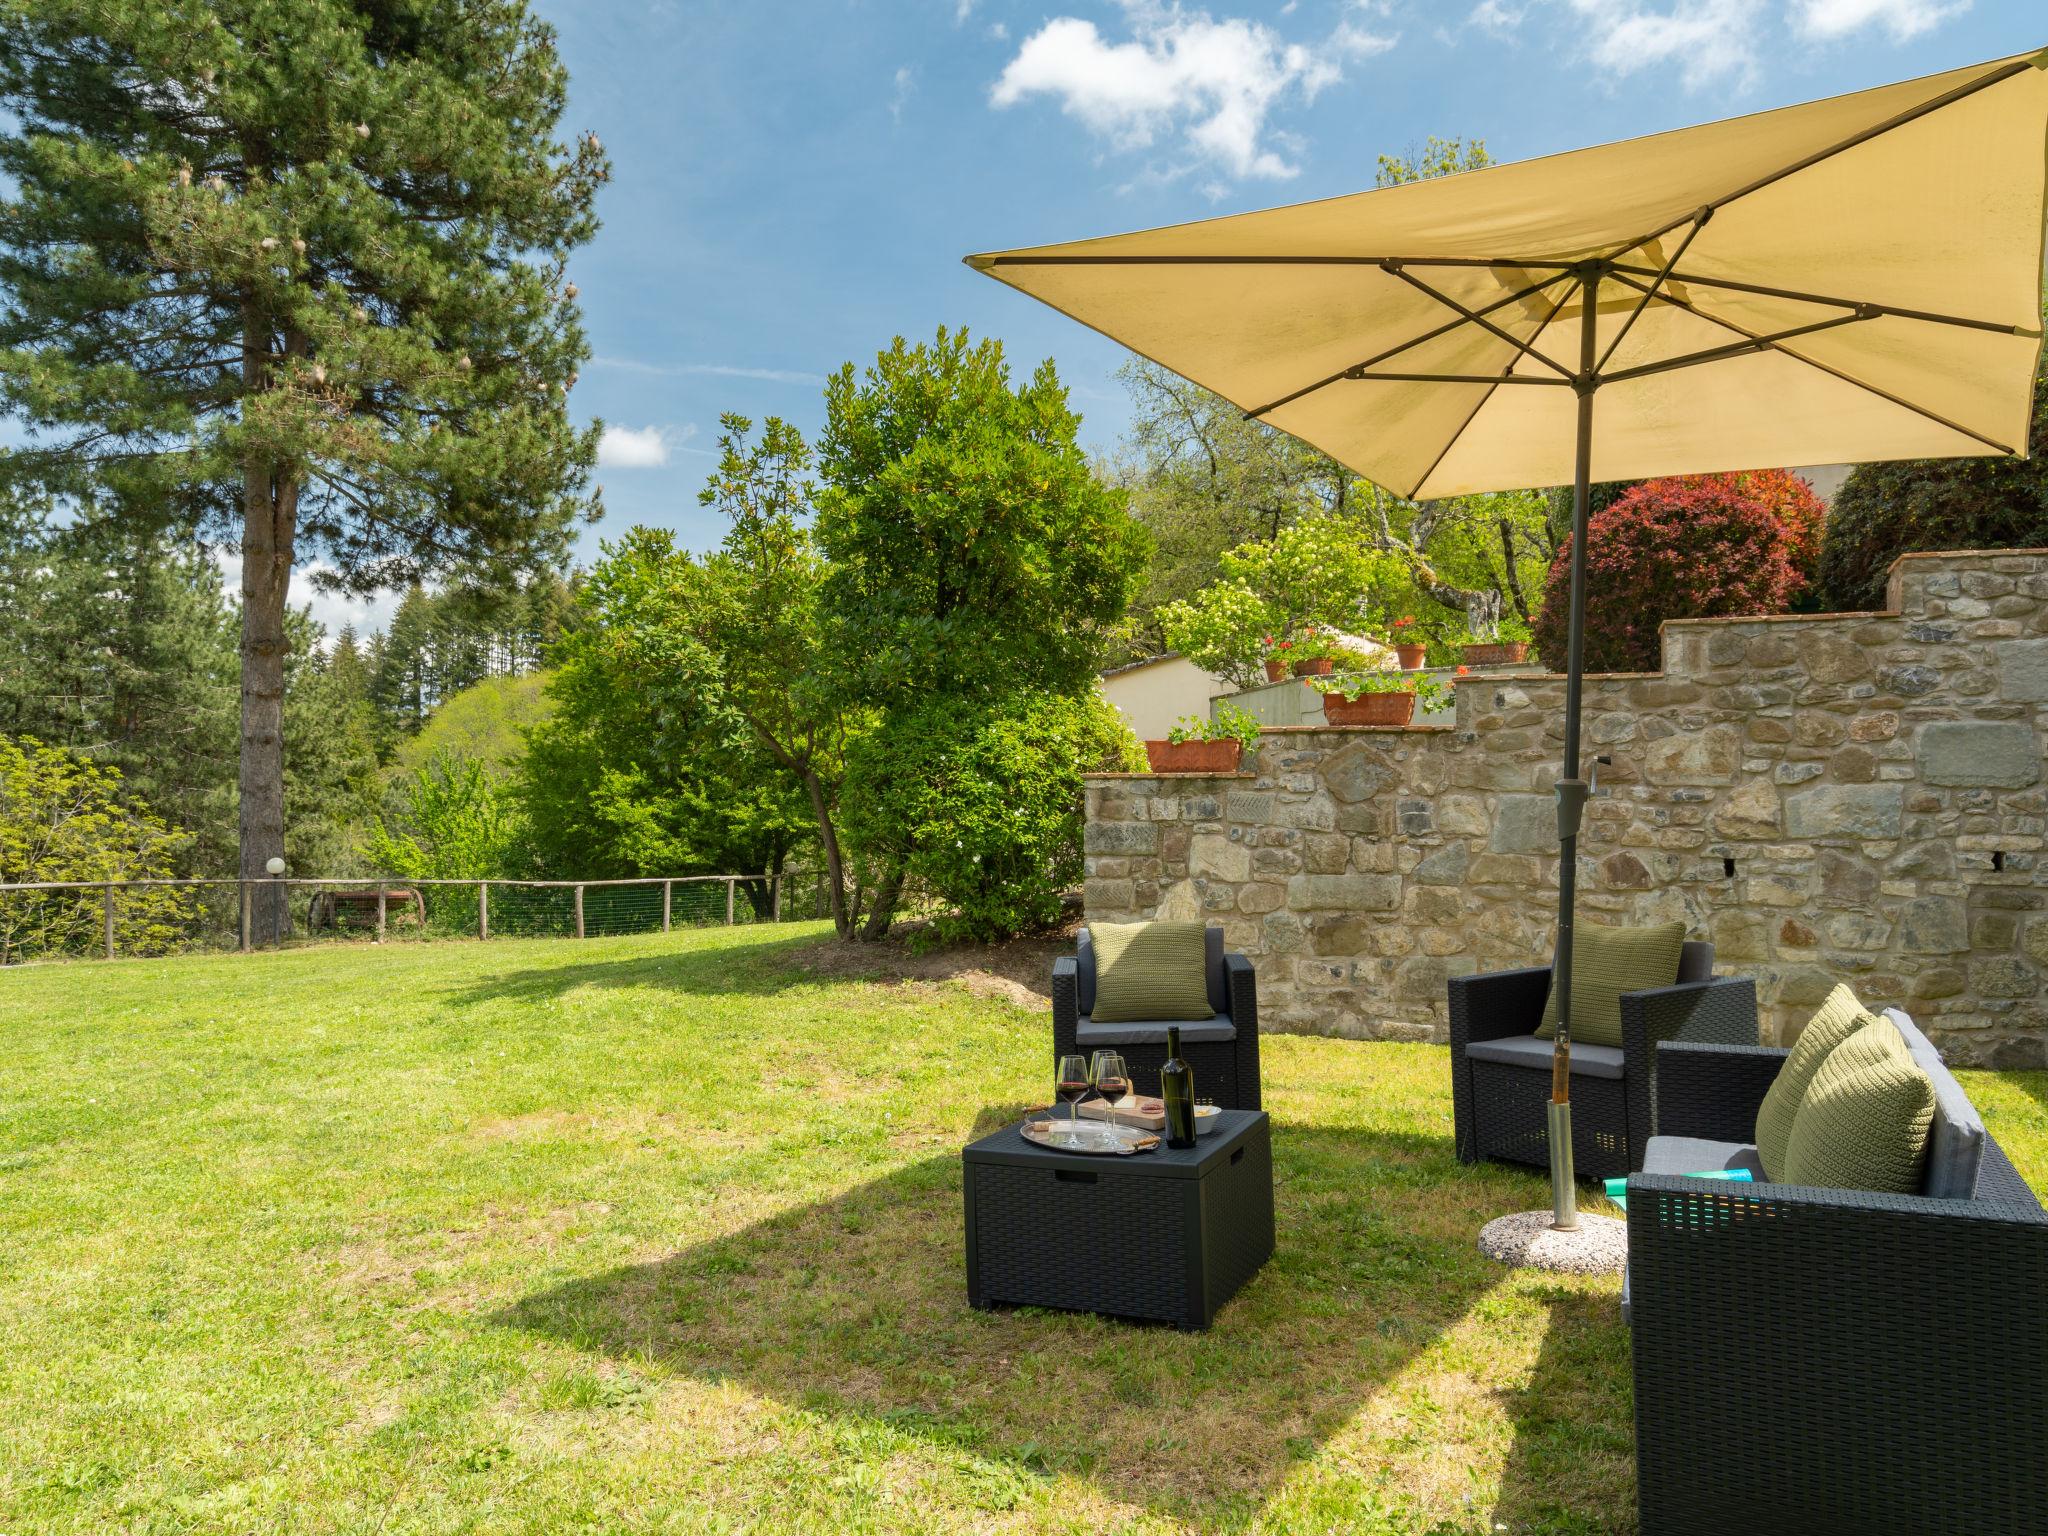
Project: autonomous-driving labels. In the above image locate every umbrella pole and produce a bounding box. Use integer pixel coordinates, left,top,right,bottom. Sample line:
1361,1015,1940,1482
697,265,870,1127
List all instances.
1548,264,1603,1231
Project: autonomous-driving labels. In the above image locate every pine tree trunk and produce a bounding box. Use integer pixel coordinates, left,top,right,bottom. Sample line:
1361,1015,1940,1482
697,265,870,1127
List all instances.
239,451,295,946
236,309,302,945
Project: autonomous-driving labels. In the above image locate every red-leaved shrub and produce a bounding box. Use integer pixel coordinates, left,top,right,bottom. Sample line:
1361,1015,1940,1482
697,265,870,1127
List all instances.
1532,473,1809,674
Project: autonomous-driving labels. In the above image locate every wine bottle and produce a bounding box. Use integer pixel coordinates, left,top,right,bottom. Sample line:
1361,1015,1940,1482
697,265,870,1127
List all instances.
1161,1025,1196,1148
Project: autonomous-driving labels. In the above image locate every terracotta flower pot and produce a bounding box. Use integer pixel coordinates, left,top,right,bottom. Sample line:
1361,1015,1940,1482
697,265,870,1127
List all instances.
1143,738,1245,774
1460,641,1529,666
1321,691,1416,727
1263,658,1289,682
1395,643,1429,671
1291,657,1335,677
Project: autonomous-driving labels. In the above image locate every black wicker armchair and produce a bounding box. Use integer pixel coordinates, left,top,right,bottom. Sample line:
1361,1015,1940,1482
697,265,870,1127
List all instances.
1627,1033,2048,1536
1446,942,1756,1179
1052,925,1261,1111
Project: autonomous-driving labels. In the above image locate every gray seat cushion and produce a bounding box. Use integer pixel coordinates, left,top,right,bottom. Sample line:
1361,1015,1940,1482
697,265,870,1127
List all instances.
1641,1135,1766,1179
1623,1134,1767,1328
1882,1007,1985,1200
1076,1013,1236,1048
1465,1033,1625,1080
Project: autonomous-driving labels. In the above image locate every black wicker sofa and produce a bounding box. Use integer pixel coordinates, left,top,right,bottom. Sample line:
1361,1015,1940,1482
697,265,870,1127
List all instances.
1624,1008,2048,1536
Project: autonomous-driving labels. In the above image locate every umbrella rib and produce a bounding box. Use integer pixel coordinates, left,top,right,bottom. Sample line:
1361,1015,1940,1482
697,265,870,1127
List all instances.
1600,309,1879,384
1380,263,1578,378
1345,372,1571,386
1606,270,2019,455
1594,213,1709,376
975,254,1579,270
1606,264,2030,335
1242,270,1576,420
1404,275,1584,501
1621,53,2043,252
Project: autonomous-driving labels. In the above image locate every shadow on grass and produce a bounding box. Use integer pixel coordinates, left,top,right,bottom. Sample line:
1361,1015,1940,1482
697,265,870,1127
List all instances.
496,1118,1632,1526
438,923,834,1008
1492,1287,1637,1536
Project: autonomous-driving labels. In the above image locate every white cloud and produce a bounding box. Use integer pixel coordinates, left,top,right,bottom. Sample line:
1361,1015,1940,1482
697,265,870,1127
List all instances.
597,424,677,469
212,551,401,643
990,1,1397,182
589,357,825,386
1568,1,1766,90
1789,0,1965,40
890,64,916,123
1468,1,1964,89
1331,22,1397,59
1468,0,1530,35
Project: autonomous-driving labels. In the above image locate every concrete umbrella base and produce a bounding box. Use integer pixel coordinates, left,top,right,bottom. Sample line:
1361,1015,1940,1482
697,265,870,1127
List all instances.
1478,1210,1628,1276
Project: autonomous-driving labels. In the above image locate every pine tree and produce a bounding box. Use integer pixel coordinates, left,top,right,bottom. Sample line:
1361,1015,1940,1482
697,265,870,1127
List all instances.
0,510,242,872
0,2,608,937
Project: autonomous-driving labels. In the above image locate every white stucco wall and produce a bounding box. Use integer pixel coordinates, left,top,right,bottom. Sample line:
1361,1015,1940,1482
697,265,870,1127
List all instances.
1097,655,1235,741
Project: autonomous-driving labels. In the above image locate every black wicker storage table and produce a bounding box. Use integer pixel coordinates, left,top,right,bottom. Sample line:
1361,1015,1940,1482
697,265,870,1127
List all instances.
962,1109,1274,1330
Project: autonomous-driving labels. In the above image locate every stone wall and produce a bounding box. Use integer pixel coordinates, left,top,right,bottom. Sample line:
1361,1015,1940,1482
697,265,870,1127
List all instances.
1083,549,2048,1066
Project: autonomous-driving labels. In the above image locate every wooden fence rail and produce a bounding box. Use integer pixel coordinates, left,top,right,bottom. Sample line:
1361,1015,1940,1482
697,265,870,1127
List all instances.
0,872,812,964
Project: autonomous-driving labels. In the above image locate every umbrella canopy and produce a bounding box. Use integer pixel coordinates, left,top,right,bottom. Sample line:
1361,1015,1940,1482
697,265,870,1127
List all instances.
967,49,2047,500
967,48,2048,1228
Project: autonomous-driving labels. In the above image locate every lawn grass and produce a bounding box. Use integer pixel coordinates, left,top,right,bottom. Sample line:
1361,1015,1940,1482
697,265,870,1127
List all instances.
2,924,2044,1535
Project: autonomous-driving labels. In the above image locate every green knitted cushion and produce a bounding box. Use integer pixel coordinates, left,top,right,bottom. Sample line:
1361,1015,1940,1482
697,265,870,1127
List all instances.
1088,921,1215,1024
1534,920,1687,1049
1780,1018,1936,1194
1755,983,1869,1180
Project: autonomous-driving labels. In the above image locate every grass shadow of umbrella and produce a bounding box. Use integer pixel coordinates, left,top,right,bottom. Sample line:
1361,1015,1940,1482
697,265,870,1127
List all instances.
494,1113,1631,1528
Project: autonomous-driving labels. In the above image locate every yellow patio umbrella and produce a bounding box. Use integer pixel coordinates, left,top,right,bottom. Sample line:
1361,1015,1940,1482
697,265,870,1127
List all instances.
967,48,2048,1228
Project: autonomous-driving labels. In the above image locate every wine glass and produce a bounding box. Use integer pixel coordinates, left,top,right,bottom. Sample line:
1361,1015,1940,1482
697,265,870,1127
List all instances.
1055,1054,1091,1143
1090,1050,1130,1138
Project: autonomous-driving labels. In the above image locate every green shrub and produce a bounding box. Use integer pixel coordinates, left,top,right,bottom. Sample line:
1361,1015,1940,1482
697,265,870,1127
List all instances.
840,693,1143,944
1531,474,1811,673
0,735,192,961
1816,366,2048,611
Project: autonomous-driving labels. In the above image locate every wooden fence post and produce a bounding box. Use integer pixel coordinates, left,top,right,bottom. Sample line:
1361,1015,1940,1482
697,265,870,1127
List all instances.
239,880,251,952
662,879,672,933
726,878,735,926
574,883,585,939
376,886,387,943
102,882,115,960
772,875,781,923
478,880,489,940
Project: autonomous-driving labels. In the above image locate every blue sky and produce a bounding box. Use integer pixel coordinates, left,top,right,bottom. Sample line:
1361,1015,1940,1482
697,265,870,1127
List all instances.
8,2,2042,634
555,0,2042,570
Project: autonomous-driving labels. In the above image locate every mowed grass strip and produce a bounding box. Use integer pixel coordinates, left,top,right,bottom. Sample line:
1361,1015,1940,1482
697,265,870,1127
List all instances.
2,926,2043,1535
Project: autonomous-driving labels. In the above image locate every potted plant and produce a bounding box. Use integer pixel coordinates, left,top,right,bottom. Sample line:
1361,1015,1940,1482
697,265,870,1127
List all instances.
1261,634,1292,682
1459,632,1531,666
1289,626,1336,677
1145,703,1263,774
1388,616,1428,671
1311,669,1452,728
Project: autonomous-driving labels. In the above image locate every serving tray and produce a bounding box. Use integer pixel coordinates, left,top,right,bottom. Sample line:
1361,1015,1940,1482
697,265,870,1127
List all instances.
1019,1116,1161,1156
